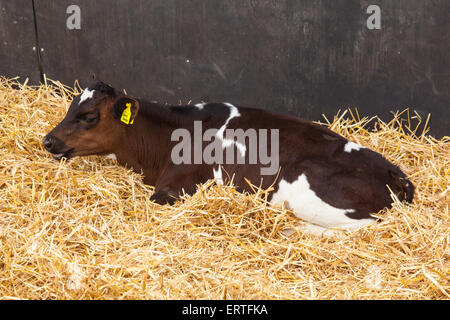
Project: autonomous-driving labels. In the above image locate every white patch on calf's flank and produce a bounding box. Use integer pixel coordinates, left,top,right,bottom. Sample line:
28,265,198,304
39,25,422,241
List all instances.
270,174,374,230
216,102,246,157
234,142,247,157
195,103,206,109
344,141,365,153
213,165,223,185
106,153,117,161
79,88,95,105
282,224,356,238
301,223,346,237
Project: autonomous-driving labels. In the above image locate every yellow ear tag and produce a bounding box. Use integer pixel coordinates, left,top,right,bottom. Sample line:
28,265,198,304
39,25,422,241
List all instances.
120,102,134,125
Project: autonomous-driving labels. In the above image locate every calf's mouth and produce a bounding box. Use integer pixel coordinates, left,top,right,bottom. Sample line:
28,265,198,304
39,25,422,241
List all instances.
52,148,74,160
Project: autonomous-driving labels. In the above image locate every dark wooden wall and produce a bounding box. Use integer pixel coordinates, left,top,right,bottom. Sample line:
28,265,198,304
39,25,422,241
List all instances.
1,0,449,137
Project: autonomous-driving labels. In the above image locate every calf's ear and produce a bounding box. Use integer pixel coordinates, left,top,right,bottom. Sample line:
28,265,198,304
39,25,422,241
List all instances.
112,97,140,125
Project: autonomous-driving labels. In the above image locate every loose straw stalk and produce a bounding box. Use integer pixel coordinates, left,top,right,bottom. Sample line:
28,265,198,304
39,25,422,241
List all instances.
0,77,448,299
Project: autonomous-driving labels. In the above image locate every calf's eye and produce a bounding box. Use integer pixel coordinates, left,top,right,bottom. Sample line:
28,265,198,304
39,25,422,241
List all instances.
78,111,99,126
83,115,97,123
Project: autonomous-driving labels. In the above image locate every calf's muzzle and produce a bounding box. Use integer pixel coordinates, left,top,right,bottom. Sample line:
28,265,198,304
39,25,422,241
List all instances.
42,134,73,160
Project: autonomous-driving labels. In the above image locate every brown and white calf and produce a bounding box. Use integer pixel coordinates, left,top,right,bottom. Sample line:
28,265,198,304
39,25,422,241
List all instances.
43,82,414,232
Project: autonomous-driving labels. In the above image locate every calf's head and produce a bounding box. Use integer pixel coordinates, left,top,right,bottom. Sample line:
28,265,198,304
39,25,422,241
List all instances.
43,81,139,160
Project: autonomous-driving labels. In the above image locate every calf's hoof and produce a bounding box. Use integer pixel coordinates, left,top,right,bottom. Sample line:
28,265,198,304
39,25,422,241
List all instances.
150,190,178,205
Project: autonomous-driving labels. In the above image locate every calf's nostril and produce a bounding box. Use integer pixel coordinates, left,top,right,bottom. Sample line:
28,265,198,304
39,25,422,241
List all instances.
43,136,53,150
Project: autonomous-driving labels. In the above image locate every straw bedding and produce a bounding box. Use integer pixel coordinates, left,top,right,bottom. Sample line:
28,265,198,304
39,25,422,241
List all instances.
0,76,448,299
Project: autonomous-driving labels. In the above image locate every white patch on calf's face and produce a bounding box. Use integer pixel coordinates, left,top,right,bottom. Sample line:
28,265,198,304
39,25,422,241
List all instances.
270,173,374,230
79,88,95,105
344,141,365,153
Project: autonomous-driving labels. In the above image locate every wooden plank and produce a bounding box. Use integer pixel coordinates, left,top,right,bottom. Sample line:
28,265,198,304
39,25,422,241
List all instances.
30,0,449,137
0,0,41,83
